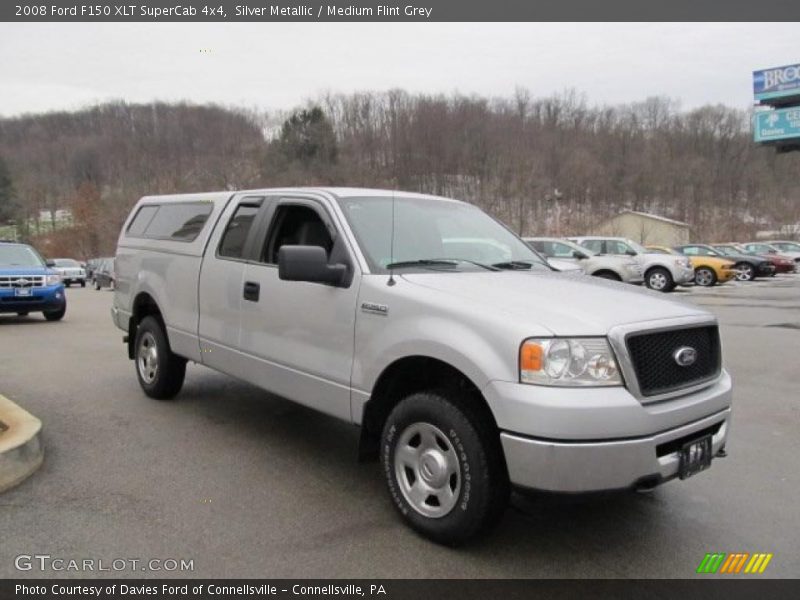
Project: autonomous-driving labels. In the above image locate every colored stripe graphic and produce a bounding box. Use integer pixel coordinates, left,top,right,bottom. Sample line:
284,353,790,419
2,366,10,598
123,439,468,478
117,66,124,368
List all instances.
697,553,726,574
697,552,773,574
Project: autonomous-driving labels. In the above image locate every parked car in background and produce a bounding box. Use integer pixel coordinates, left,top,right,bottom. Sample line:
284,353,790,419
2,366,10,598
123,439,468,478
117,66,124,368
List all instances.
711,244,790,276
570,236,694,292
645,245,736,287
526,237,643,283
50,258,86,287
767,240,800,259
92,258,116,290
742,242,800,271
85,257,108,281
677,244,773,281
0,241,66,320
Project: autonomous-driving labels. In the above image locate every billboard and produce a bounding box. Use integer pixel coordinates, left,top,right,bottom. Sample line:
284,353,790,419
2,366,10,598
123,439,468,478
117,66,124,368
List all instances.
753,107,800,143
753,63,800,102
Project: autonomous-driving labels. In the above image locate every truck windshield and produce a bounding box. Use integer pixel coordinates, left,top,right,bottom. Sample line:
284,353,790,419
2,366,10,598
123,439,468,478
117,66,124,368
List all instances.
0,245,45,268
337,196,550,273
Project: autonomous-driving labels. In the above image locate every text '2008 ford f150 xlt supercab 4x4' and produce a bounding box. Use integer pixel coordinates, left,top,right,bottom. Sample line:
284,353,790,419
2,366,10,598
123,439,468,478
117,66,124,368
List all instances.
112,188,732,544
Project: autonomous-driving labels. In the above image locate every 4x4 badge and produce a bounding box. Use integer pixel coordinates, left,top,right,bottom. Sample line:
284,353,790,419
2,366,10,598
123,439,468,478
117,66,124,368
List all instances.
673,346,697,367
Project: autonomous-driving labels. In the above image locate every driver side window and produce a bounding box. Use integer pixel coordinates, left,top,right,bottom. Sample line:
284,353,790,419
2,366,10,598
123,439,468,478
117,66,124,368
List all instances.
262,204,334,265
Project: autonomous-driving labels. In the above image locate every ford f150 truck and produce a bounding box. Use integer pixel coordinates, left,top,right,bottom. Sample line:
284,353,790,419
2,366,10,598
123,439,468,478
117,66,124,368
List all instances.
0,241,66,320
112,188,732,544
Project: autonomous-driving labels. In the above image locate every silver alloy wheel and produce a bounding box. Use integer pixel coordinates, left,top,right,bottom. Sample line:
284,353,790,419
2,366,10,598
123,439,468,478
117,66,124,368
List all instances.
649,271,668,290
394,422,461,519
736,264,754,281
137,331,159,384
695,268,715,287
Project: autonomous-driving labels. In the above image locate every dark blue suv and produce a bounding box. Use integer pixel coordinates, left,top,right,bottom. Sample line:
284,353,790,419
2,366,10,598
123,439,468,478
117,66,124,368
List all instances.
0,241,67,320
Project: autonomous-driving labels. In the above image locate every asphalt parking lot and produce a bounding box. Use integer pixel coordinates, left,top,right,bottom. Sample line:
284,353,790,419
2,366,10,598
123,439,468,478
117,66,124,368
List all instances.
1,277,799,578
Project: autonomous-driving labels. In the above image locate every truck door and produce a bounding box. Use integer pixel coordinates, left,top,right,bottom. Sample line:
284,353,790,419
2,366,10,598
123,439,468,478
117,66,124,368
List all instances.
197,195,267,375
237,195,359,422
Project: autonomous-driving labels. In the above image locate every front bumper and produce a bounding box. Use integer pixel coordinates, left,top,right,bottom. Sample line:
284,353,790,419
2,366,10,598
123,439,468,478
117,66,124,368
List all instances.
485,371,732,493
674,265,695,285
501,408,730,493
0,285,66,313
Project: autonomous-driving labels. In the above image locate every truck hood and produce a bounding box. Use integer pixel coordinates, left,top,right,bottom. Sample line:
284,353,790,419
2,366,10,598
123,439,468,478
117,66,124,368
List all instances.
401,270,710,336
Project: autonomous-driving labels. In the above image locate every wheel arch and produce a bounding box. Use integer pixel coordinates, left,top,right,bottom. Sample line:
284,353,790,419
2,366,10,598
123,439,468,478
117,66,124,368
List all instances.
357,355,501,463
127,292,165,359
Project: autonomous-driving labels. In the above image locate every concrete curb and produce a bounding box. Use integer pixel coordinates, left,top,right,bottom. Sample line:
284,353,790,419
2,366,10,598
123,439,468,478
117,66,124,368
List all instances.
0,394,44,494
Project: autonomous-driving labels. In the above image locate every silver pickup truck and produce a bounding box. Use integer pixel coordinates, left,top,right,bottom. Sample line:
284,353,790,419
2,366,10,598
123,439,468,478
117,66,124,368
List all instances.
112,188,732,544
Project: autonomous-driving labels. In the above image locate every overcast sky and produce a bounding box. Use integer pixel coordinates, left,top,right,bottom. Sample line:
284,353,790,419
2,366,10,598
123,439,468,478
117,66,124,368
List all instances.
1,22,797,118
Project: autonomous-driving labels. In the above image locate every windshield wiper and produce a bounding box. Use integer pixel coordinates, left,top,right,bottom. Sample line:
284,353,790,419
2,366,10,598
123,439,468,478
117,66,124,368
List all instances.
491,260,539,270
386,259,460,270
386,258,499,271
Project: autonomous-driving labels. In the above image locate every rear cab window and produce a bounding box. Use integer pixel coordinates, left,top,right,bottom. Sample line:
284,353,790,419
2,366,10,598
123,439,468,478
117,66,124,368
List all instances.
127,202,213,242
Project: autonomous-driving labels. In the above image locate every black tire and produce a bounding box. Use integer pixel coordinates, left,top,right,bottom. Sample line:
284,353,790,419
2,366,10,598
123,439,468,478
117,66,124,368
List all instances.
592,270,621,281
645,267,675,292
381,390,509,545
735,262,755,281
94,280,101,290
43,305,66,321
64,281,70,288
134,315,186,400
80,280,86,288
694,267,717,287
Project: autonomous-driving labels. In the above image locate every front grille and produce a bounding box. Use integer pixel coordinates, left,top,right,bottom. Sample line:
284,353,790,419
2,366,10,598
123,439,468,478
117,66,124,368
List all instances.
626,325,721,397
0,275,45,288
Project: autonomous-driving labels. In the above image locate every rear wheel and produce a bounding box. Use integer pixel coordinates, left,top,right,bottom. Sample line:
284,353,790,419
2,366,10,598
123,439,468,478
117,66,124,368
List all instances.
134,316,186,400
94,279,101,290
694,267,717,287
381,391,509,545
645,267,675,292
80,280,86,288
735,263,755,281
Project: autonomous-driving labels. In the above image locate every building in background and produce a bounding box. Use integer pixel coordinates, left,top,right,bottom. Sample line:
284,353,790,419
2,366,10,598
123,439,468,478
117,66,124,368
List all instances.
594,210,690,246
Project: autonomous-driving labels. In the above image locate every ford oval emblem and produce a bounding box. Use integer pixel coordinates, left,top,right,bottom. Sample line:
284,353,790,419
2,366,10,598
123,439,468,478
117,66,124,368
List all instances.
15,278,30,287
673,346,697,367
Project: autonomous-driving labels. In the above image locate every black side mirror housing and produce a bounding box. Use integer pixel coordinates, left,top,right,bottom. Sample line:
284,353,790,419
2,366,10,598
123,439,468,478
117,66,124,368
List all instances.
625,249,638,256
278,245,346,286
45,259,56,267
572,250,587,259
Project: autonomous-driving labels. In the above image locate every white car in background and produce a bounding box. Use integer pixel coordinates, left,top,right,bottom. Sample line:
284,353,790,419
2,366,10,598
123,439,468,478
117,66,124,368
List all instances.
571,236,694,292
49,258,86,287
525,237,643,283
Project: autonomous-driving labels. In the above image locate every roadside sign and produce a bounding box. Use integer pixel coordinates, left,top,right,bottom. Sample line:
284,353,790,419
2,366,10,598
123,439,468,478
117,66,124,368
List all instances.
753,64,800,103
753,107,800,143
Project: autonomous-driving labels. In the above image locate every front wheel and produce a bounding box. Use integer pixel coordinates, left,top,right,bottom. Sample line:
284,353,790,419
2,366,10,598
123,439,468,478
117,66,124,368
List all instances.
134,316,186,400
694,267,717,287
381,391,509,545
43,305,66,321
645,267,675,292
735,263,755,281
80,280,86,288
94,279,101,290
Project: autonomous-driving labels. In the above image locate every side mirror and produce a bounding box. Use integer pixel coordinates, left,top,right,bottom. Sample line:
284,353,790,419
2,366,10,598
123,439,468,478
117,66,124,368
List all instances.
45,259,56,267
572,250,587,259
278,245,346,286
625,249,637,256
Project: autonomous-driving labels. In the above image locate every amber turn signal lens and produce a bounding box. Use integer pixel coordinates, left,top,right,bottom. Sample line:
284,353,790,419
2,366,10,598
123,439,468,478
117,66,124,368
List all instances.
520,342,544,372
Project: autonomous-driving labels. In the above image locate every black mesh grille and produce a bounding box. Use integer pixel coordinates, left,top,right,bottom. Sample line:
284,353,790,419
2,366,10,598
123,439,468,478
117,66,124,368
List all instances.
626,325,721,397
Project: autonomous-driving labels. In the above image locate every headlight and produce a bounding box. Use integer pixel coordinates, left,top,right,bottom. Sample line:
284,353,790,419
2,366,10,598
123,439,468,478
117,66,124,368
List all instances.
46,274,61,285
520,338,622,386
